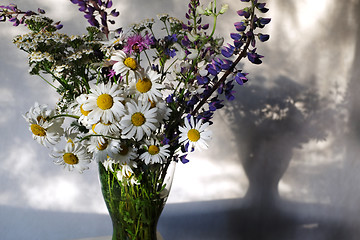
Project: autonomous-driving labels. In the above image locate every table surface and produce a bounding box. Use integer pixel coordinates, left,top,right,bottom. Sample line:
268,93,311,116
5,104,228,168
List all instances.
73,232,164,240
1,198,357,240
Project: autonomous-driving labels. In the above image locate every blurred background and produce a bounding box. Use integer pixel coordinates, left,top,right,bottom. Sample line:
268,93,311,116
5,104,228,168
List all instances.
1,0,360,239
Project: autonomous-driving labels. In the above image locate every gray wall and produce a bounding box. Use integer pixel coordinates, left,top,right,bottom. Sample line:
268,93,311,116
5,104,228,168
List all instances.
1,0,360,239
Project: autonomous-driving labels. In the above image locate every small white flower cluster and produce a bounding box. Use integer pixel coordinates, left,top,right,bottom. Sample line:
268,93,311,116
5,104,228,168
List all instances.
129,18,155,32
14,28,100,79
13,31,69,52
29,51,54,63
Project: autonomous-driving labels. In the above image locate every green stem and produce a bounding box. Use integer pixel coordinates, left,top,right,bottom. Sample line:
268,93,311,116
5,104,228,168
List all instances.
38,74,57,89
48,114,79,120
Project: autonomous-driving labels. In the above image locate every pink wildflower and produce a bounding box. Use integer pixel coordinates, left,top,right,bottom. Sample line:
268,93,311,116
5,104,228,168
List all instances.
123,34,151,54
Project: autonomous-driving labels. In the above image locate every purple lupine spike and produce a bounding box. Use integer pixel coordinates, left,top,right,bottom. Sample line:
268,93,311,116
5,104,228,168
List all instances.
101,11,107,26
230,33,242,41
70,0,83,4
237,8,251,19
221,44,235,58
202,23,209,30
37,8,45,14
234,21,246,32
246,31,253,38
257,3,269,13
8,3,17,11
115,27,122,34
234,71,249,85
209,97,224,111
88,16,99,27
251,37,256,48
166,94,174,103
110,9,119,17
234,39,243,48
180,155,190,164
56,24,63,30
106,0,112,8
196,76,210,85
24,10,35,16
224,81,235,101
208,59,222,76
219,59,233,70
259,17,271,25
247,48,263,64
258,33,270,42
13,19,20,26
78,2,87,12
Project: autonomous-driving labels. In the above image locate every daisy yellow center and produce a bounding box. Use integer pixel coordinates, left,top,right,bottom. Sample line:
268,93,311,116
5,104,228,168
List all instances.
119,144,129,156
67,139,75,147
97,94,113,110
80,104,91,116
148,99,156,108
30,124,46,136
136,77,152,93
92,123,98,134
124,57,137,70
123,165,132,178
36,116,46,123
148,145,160,155
63,153,79,165
131,112,145,126
97,140,108,151
187,129,200,142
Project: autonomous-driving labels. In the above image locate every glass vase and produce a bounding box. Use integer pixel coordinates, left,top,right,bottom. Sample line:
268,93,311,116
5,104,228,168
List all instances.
99,161,176,240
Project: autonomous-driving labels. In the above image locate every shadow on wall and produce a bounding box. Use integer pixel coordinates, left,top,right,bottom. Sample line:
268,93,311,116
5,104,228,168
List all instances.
183,74,351,240
223,76,337,206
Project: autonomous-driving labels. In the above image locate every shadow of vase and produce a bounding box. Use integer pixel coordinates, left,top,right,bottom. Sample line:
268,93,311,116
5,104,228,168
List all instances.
222,76,334,210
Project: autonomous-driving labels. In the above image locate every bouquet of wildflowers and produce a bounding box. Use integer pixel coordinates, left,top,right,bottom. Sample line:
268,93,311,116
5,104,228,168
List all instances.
1,0,270,238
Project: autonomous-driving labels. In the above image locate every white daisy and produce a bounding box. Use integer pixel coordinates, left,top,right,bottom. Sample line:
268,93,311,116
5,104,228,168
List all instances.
111,142,138,164
70,94,91,127
102,157,116,172
116,161,139,185
23,102,64,147
91,120,121,136
110,50,143,81
130,69,163,102
87,136,117,163
178,116,212,151
120,101,158,141
139,139,170,164
51,141,92,173
82,82,126,124
153,99,172,123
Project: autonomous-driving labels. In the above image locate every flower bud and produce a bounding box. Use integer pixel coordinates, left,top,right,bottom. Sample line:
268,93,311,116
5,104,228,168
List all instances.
219,4,229,14
196,6,206,15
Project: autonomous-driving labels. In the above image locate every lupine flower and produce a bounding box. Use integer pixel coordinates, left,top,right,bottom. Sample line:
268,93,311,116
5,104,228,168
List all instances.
247,48,264,64
237,8,251,19
234,71,249,85
256,3,269,13
234,21,247,32
221,44,235,58
258,33,270,42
